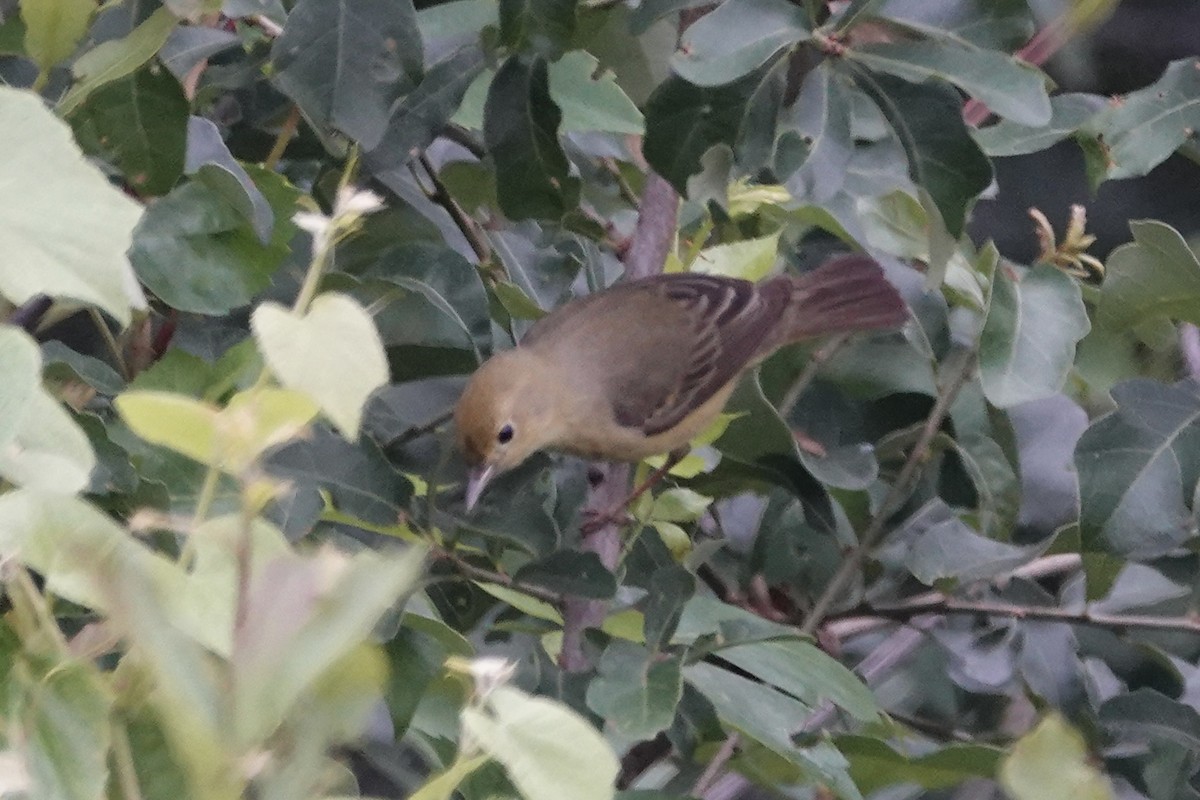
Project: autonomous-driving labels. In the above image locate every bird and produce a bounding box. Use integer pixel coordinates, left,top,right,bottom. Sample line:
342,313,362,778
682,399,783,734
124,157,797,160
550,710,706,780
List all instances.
455,253,908,510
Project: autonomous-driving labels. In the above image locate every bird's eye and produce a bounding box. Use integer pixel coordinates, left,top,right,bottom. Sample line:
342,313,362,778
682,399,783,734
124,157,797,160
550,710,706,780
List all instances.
497,424,514,444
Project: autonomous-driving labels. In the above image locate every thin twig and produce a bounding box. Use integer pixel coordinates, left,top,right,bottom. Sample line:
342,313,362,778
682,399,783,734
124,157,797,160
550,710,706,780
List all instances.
777,333,852,418
801,348,978,636
435,549,562,605
413,153,492,263
694,733,741,798
861,596,1200,635
264,104,302,171
1180,323,1200,380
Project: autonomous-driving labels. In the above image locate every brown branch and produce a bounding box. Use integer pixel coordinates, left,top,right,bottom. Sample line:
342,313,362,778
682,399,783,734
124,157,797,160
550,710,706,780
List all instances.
694,733,741,799
622,172,680,281
801,347,978,636
860,595,1200,635
434,549,562,605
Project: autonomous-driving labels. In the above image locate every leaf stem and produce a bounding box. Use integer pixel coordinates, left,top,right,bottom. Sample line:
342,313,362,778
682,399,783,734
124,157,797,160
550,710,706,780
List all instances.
264,104,302,172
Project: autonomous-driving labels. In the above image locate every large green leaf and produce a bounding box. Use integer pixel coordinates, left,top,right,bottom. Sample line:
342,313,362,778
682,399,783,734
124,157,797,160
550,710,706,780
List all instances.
0,87,144,325
252,292,388,439
1091,57,1200,180
57,7,179,117
10,652,112,800
783,63,854,203
838,736,1002,795
1097,220,1200,330
644,68,768,197
973,92,1102,157
20,0,93,71
1000,714,1113,800
70,65,188,196
463,685,619,800
365,45,487,178
484,55,579,220
232,545,426,746
128,179,290,315
671,0,809,87
980,264,1090,408
1075,379,1200,557
849,38,1051,126
851,69,993,238
271,0,423,148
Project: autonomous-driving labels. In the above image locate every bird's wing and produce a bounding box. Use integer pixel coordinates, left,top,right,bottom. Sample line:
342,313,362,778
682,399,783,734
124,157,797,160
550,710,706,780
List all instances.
524,274,787,438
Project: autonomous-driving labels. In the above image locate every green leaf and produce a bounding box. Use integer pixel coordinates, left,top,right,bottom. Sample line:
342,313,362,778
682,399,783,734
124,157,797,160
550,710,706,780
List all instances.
545,51,644,136
20,0,94,71
1092,57,1200,180
980,264,1090,408
265,427,413,526
232,546,426,746
852,69,993,238
684,662,862,799
128,179,290,315
784,63,855,203
365,45,487,176
185,119,278,244
1097,220,1200,330
70,65,188,196
1100,687,1200,749
1000,714,1114,800
839,736,1002,795
688,231,781,282
1075,379,1200,557
0,86,144,325
252,293,388,439
116,388,319,475
0,385,96,494
513,550,617,599
484,55,579,220
41,341,124,395
849,39,1051,126
671,0,809,87
410,755,491,800
891,502,1045,584
586,642,682,739
57,7,179,117
712,639,879,723
644,70,765,194
462,685,619,800
498,0,576,60
11,653,112,800
271,0,423,148
973,92,1102,157
0,326,43,451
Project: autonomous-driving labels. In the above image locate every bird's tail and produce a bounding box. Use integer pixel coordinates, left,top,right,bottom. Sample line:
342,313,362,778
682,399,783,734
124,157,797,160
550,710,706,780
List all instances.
780,254,908,340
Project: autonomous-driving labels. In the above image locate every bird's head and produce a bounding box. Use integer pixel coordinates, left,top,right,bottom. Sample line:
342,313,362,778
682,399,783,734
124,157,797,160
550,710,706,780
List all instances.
454,349,560,510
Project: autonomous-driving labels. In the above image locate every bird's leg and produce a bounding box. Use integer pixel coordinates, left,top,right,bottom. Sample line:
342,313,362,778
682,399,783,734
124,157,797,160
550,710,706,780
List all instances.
580,448,687,535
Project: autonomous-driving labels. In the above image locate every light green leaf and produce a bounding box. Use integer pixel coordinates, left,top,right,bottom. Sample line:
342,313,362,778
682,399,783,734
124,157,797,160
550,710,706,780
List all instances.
1097,220,1200,330
850,39,1051,126
1000,714,1114,800
463,685,619,800
980,264,1090,408
57,7,179,117
1092,57,1200,180
1075,379,1200,557
973,92,1102,157
116,388,318,475
0,388,95,494
12,654,112,800
838,736,1002,795
252,293,388,439
672,0,809,87
409,754,490,800
0,327,42,451
233,546,426,747
476,582,564,624
0,87,145,325
689,231,781,282
21,0,94,71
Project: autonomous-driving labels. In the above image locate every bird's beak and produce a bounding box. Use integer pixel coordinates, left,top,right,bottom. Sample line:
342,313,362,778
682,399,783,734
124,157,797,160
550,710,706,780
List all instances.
465,463,496,512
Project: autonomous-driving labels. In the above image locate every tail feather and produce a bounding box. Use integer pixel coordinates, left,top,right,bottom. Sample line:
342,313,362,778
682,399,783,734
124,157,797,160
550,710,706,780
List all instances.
780,254,908,340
